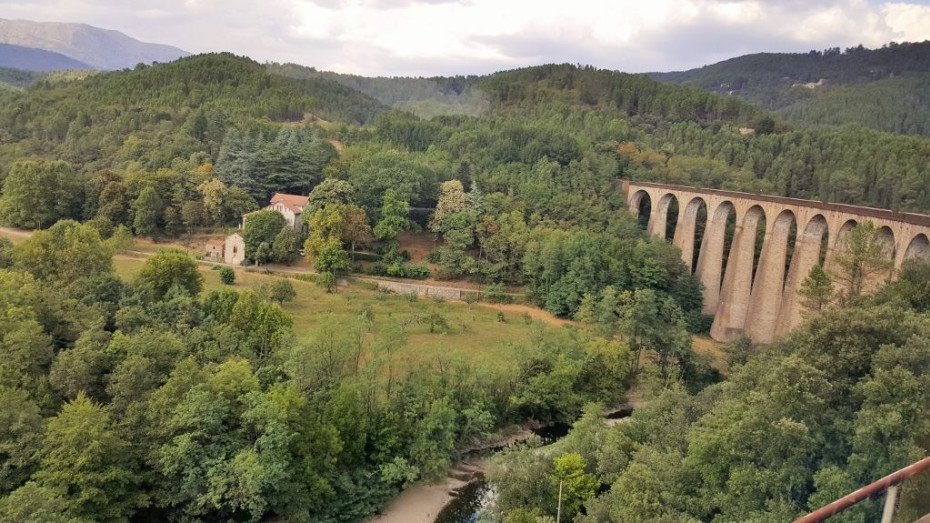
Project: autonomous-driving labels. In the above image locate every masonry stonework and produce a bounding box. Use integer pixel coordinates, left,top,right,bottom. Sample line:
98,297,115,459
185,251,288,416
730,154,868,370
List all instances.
624,180,930,344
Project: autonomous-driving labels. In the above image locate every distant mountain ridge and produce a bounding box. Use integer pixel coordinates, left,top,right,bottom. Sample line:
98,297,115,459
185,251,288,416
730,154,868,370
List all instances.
0,18,189,70
649,42,930,102
649,41,930,136
0,43,90,71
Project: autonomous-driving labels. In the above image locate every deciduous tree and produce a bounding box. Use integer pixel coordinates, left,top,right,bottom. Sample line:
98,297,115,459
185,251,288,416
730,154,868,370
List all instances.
34,394,144,521
243,210,286,264
132,185,163,239
136,249,204,300
0,160,83,229
13,220,113,285
833,221,895,300
373,189,410,244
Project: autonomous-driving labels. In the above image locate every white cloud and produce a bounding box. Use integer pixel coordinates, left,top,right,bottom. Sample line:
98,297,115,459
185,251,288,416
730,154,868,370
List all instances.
1,0,928,75
883,2,930,42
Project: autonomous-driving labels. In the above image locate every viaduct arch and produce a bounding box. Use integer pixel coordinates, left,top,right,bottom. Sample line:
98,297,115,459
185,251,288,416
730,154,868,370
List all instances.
624,180,930,344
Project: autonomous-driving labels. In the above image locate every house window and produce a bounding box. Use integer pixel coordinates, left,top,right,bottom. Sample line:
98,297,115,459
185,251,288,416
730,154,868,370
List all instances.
233,246,237,254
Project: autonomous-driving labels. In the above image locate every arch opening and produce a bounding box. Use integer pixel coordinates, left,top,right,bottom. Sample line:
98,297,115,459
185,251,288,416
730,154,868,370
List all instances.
695,200,735,317
748,206,767,288
714,202,736,281
687,198,708,271
651,193,679,241
782,212,799,287
836,219,858,245
664,195,680,241
878,226,896,260
784,214,825,294
819,224,830,267
632,191,652,231
904,233,930,262
718,202,737,285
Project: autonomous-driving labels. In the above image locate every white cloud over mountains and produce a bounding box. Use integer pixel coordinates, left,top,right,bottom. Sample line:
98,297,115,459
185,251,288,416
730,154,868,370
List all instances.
2,0,929,75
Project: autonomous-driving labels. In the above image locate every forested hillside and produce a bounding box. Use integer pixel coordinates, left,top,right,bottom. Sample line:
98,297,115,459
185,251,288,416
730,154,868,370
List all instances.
0,53,384,173
0,46,929,523
0,67,43,89
651,41,930,137
778,75,930,136
350,63,930,212
487,263,930,522
268,62,489,119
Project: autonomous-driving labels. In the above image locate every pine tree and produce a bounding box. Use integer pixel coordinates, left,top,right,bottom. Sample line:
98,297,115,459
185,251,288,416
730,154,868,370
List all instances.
798,264,833,312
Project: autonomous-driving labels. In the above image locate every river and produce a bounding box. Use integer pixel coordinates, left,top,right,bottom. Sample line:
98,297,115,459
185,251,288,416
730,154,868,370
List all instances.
432,423,573,523
431,407,634,523
371,407,633,523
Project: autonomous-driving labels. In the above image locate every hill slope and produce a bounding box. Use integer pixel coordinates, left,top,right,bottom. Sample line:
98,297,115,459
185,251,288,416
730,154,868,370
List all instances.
0,43,91,71
650,41,930,136
269,63,489,118
269,62,768,125
0,18,189,70
0,53,385,170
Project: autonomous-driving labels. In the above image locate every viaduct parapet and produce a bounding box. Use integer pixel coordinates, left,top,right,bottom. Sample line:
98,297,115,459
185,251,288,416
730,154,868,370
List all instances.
623,180,930,344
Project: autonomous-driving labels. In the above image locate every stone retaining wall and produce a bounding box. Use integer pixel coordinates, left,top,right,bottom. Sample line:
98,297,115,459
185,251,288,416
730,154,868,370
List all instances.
369,279,464,300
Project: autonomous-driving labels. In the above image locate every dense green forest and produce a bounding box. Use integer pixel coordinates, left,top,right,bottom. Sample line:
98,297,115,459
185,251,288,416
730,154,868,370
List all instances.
487,262,930,522
0,66,43,90
651,41,930,137
0,221,654,522
777,74,930,136
0,51,929,521
0,53,384,174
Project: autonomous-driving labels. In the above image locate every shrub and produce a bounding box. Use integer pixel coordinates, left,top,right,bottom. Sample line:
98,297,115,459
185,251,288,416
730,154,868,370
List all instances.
483,283,513,304
370,263,430,280
219,267,235,285
353,252,383,262
269,279,297,305
355,279,381,291
294,273,319,284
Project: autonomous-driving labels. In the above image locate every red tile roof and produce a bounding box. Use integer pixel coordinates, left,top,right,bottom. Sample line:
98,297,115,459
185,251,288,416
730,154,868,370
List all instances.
270,193,310,214
206,239,225,247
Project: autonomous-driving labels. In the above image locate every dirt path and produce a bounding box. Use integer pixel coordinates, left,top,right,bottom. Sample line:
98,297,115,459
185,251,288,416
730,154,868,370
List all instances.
475,302,580,328
0,226,32,239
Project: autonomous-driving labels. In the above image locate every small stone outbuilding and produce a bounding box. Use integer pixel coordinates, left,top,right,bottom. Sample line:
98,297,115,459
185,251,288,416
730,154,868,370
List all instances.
224,233,245,266
204,239,225,261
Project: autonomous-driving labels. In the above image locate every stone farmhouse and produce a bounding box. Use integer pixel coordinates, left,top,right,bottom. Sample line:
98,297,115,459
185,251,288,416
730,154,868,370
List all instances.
265,193,310,233
205,192,309,266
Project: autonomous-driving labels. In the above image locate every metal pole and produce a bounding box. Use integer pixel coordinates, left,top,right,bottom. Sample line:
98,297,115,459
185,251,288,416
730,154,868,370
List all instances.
556,479,563,523
880,485,898,523
794,456,930,523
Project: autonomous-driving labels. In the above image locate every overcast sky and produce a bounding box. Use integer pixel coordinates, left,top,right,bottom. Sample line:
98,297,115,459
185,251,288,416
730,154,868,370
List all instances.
3,0,930,76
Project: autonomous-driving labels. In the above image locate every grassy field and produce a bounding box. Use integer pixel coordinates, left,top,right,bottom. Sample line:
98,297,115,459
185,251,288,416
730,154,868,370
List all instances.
7,224,724,378
113,254,547,375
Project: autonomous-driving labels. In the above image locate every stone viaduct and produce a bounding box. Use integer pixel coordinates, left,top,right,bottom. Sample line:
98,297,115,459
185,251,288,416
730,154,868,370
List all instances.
623,180,930,344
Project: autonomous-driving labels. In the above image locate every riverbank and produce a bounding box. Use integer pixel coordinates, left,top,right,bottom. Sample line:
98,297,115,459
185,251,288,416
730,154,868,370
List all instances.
370,460,487,523
370,401,640,523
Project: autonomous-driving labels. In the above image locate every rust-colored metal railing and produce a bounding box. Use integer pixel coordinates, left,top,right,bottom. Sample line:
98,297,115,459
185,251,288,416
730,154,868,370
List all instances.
794,456,930,523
